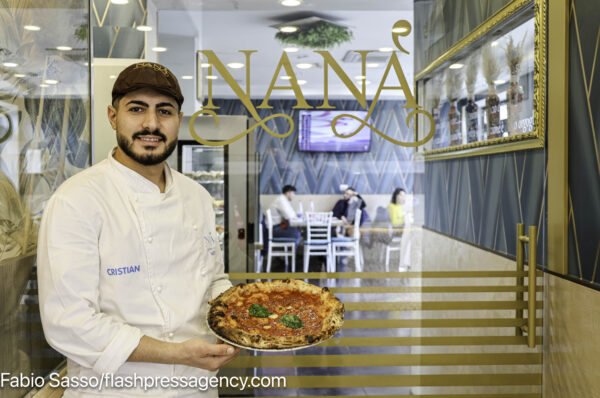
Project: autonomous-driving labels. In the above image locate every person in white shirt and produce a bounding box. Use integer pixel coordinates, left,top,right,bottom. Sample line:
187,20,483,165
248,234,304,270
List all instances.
37,62,239,397
268,185,301,245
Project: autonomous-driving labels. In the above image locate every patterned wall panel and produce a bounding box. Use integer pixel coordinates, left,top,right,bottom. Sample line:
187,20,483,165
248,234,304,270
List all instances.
424,149,546,265
91,0,147,58
210,99,415,195
568,0,600,286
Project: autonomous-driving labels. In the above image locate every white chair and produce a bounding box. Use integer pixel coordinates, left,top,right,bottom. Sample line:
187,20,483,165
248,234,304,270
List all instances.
332,209,362,272
303,211,333,273
384,224,403,272
254,216,264,273
265,209,296,272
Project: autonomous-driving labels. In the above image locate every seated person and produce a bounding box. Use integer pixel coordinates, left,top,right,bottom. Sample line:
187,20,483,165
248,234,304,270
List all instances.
332,187,368,236
268,185,301,246
387,187,406,239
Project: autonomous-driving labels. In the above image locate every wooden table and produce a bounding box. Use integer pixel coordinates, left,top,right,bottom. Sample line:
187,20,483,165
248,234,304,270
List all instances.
289,217,344,227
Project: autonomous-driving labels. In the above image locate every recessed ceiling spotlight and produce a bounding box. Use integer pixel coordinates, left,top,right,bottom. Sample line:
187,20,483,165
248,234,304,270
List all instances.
181,75,193,80
366,63,379,68
280,76,291,80
56,46,72,51
280,0,302,6
152,47,167,52
24,25,40,31
279,26,298,33
39,83,50,88
14,73,26,78
296,63,312,69
136,25,153,32
493,79,506,85
44,79,59,84
200,63,211,68
392,27,409,34
284,47,299,53
355,75,366,80
111,0,128,4
109,75,117,79
378,47,394,52
491,41,499,47
227,62,244,69
206,75,218,80
297,79,307,85
449,63,464,69
3,62,18,68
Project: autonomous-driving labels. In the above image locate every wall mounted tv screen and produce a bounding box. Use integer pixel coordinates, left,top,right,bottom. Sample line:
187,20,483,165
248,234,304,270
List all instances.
298,110,372,152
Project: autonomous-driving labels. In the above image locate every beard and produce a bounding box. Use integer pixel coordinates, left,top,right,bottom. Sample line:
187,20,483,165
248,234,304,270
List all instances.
117,129,177,166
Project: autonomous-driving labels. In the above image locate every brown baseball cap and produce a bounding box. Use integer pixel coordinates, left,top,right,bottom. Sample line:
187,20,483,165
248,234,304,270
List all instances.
112,62,184,108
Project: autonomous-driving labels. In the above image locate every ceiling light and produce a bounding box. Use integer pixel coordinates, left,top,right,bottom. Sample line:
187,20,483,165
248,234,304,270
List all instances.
296,63,312,69
297,80,306,85
280,76,291,80
14,73,26,78
356,80,371,86
491,41,499,47
355,75,366,80
152,46,167,52
284,47,299,53
136,25,153,32
227,62,244,69
279,26,298,33
3,62,18,68
206,75,218,80
56,46,72,51
44,79,59,84
493,79,506,85
392,27,409,34
280,0,302,6
449,63,464,69
24,25,40,31
111,0,128,4
378,47,394,52
201,63,211,68
109,75,117,79
39,83,50,88
367,63,379,68
181,75,193,80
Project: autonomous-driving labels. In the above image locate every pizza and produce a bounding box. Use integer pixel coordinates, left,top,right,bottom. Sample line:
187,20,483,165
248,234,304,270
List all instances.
208,279,344,350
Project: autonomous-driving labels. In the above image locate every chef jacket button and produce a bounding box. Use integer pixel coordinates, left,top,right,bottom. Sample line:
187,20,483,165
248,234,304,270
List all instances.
168,332,174,339
193,225,198,230
156,285,162,293
147,237,153,243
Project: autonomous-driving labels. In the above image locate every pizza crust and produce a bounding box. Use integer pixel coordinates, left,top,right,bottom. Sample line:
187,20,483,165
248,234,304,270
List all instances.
208,279,344,349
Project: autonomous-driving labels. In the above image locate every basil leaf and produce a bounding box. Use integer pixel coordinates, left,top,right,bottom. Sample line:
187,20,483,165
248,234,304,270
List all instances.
249,303,271,318
280,314,303,329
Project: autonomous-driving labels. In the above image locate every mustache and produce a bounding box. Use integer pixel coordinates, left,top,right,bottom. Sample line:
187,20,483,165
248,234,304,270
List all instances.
132,130,167,141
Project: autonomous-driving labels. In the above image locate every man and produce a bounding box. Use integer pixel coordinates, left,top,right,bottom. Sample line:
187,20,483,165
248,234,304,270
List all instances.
37,62,239,397
268,185,301,245
332,187,368,235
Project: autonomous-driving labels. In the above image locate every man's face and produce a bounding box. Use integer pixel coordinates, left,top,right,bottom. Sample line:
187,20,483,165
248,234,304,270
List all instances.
108,88,182,166
285,191,295,201
343,189,354,200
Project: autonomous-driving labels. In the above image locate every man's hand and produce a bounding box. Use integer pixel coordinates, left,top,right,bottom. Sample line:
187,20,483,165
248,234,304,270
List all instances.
178,339,240,371
128,336,240,371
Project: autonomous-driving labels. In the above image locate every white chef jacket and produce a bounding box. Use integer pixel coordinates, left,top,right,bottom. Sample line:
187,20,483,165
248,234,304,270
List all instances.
268,194,296,225
37,149,232,397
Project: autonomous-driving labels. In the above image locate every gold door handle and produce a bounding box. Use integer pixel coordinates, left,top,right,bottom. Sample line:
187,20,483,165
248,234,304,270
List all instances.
516,223,537,348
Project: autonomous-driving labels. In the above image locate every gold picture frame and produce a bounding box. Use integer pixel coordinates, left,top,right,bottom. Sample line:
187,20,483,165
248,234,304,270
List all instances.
415,0,546,160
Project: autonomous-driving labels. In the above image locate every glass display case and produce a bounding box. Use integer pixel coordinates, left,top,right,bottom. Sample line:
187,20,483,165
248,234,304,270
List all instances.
178,141,226,252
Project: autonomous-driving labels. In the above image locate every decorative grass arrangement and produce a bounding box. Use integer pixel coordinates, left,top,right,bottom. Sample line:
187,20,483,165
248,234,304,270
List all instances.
465,53,479,97
503,34,527,76
481,44,503,86
429,76,442,110
275,21,353,49
445,69,464,102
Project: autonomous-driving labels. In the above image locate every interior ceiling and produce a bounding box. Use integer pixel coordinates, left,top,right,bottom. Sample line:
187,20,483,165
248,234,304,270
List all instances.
155,0,414,100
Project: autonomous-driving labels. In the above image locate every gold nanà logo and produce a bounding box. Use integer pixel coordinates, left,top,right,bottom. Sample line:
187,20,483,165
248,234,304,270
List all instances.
190,21,434,147
134,62,170,76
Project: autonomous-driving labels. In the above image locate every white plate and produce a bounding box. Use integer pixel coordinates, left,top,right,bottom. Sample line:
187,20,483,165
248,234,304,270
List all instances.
206,317,341,352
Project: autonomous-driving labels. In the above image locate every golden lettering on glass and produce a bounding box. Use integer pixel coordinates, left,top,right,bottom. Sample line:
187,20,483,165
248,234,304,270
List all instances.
190,20,435,148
